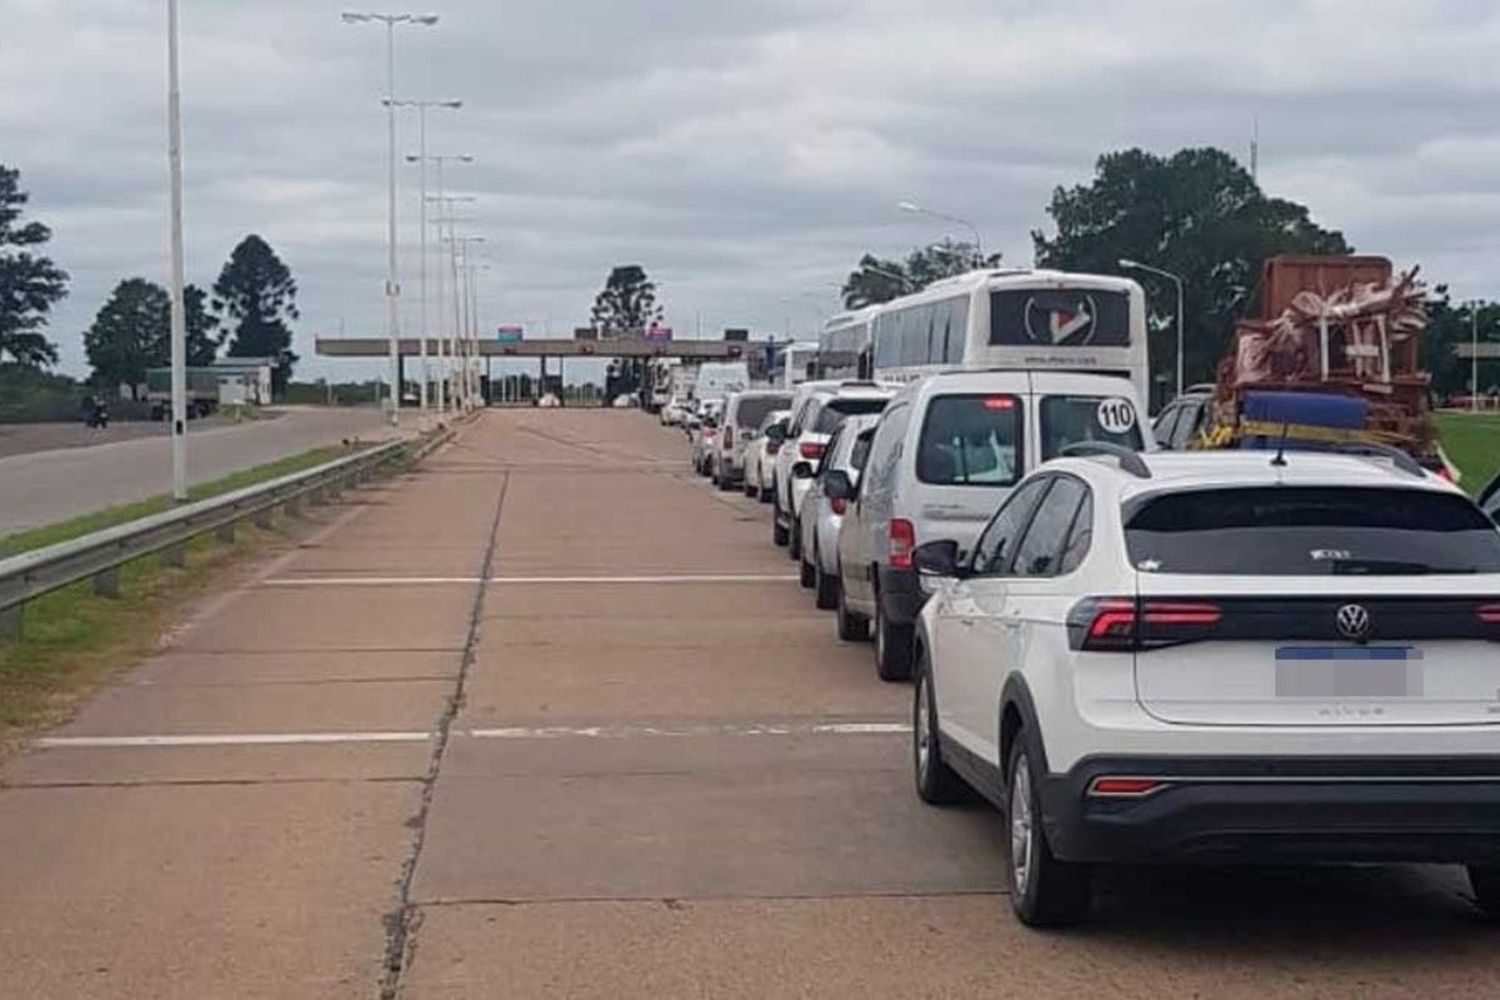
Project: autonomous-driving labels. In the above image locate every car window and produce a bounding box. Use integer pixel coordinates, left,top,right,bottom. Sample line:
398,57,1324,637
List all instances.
1058,492,1094,574
1483,474,1500,523
813,397,888,433
916,394,1022,487
1152,405,1182,447
735,395,791,429
849,430,875,473
1039,395,1144,461
1010,477,1087,578
817,425,846,476
1125,486,1500,575
972,477,1051,574
1173,399,1205,449
861,403,912,498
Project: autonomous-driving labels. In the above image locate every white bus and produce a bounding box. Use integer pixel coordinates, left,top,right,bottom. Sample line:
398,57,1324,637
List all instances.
816,305,880,380
864,269,1150,402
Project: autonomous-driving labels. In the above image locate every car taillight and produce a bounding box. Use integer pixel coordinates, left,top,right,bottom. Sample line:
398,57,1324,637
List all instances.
1479,604,1500,625
722,426,734,448
1068,598,1222,651
799,441,826,461
830,496,848,515
889,518,916,570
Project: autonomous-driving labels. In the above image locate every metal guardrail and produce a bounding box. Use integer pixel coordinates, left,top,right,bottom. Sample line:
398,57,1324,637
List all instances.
0,431,448,641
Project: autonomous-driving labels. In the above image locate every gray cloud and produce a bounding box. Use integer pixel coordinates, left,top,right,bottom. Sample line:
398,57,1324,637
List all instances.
3,0,1500,382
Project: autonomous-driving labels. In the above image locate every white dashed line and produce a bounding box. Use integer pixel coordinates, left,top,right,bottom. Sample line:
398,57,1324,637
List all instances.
33,721,910,750
262,574,798,587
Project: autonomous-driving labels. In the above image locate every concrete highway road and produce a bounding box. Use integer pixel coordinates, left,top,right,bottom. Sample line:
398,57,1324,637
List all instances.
0,407,392,535
1,410,1496,998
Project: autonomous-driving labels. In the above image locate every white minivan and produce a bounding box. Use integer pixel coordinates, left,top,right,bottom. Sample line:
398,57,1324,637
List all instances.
829,370,1152,680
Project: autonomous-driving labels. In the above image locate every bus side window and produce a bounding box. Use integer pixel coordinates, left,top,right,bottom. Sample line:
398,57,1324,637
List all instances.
948,297,969,363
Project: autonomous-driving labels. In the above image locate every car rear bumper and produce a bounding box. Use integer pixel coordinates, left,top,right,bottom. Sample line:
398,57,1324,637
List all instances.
1040,755,1500,865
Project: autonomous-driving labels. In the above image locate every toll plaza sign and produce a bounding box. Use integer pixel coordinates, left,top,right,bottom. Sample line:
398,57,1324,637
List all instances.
497,324,524,343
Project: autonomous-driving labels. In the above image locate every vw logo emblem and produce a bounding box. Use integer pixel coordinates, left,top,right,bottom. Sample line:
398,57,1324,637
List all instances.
1336,604,1372,642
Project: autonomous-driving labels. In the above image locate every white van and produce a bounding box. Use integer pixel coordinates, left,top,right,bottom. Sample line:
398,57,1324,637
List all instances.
695,361,750,403
829,370,1152,680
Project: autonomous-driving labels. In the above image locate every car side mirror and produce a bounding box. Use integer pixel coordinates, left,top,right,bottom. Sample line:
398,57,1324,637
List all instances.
791,461,814,479
913,539,964,579
823,469,855,501
766,425,787,444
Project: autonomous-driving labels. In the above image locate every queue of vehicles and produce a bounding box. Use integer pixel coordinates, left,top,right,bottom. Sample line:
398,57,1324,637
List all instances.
662,261,1500,930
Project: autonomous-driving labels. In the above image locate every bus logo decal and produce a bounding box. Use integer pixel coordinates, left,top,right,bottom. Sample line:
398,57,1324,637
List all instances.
1024,293,1098,346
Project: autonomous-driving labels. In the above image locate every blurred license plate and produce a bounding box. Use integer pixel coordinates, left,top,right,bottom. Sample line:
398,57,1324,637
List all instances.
1274,646,1424,698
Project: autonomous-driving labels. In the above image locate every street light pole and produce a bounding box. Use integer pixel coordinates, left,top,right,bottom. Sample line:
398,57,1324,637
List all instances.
393,102,461,418
342,11,439,426
1119,258,1186,398
898,201,984,259
165,0,189,501
1473,302,1482,414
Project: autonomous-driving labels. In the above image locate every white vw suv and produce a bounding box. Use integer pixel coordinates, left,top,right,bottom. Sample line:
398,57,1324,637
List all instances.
910,447,1500,927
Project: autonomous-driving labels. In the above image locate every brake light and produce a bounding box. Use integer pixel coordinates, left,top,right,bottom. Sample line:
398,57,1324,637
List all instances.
722,426,734,448
1479,604,1500,625
830,496,848,515
889,518,916,570
799,441,826,461
1069,598,1223,651
982,396,1016,411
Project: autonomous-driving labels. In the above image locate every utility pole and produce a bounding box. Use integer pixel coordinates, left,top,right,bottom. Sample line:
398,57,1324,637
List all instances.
166,0,188,501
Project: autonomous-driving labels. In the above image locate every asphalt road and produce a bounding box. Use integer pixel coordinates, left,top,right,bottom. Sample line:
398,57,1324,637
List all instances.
0,407,393,535
0,410,1495,999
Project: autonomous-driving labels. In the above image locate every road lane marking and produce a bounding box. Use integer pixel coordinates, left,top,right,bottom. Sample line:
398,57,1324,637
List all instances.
34,731,434,749
262,574,799,587
464,721,912,740
32,721,910,749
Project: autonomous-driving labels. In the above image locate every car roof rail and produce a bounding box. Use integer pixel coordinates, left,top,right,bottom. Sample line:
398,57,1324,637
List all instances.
1308,441,1426,479
1058,442,1152,479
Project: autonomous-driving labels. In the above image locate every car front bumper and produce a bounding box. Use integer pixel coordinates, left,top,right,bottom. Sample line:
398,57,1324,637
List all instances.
1040,755,1500,866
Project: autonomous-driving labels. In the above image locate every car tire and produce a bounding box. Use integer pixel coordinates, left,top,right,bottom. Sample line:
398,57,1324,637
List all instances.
799,549,816,588
1468,866,1500,920
913,654,966,805
873,591,913,682
813,547,838,610
758,485,773,504
718,469,736,492
788,515,803,560
835,573,869,642
771,488,790,547
1004,738,1091,928
744,475,757,498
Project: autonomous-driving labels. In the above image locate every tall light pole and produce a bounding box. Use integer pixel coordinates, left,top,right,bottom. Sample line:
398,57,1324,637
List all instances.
452,236,486,408
410,156,472,415
898,201,984,259
341,11,439,427
392,101,461,417
1473,301,1483,413
433,203,476,408
165,0,189,500
1120,258,1186,398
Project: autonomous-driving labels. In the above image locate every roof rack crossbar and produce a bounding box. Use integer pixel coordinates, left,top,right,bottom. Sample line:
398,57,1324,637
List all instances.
1058,442,1152,479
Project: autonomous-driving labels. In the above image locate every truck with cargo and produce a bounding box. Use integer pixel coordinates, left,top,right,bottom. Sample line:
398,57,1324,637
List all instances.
1195,255,1442,469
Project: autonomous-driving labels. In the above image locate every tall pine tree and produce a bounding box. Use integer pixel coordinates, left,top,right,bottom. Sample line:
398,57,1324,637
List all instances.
213,235,299,394
0,164,69,367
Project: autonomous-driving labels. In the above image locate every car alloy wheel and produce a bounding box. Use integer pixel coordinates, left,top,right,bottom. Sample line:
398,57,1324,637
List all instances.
1009,753,1035,899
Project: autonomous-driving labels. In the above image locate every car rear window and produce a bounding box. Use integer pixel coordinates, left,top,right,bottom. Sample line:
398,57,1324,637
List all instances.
735,395,791,428
1040,395,1144,460
916,395,1022,487
812,397,888,433
1125,487,1500,575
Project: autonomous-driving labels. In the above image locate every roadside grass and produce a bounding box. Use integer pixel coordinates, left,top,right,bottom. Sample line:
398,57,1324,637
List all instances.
0,443,351,558
0,442,374,749
1436,411,1500,496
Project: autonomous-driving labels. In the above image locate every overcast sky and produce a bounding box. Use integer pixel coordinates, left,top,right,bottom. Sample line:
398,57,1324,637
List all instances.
4,0,1500,382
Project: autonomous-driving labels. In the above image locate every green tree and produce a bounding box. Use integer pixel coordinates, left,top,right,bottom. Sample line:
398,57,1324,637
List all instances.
84,279,221,396
590,264,664,335
1032,147,1351,393
213,234,299,393
1423,289,1500,400
840,242,1003,308
0,164,69,367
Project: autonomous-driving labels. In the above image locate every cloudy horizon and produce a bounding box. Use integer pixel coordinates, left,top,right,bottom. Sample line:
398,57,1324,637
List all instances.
5,0,1500,383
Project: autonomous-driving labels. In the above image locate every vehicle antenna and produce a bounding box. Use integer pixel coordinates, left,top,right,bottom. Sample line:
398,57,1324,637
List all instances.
1271,422,1290,467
